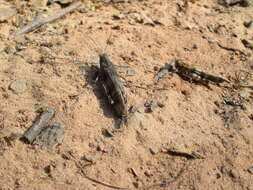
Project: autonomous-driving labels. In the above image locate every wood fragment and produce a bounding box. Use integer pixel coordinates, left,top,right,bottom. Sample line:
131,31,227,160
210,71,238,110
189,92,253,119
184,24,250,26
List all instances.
23,107,56,143
167,150,205,159
13,1,82,36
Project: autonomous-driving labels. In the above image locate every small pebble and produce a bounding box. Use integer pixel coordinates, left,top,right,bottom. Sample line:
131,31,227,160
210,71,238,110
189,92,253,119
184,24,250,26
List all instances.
130,104,144,113
9,80,27,94
221,139,231,149
248,166,253,174
112,15,121,20
126,70,136,76
149,146,159,155
145,100,158,113
4,64,16,73
101,129,114,137
242,39,253,50
244,20,253,28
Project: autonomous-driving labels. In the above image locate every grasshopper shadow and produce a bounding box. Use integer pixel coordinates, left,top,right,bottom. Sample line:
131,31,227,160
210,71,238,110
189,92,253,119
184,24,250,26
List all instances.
81,65,119,124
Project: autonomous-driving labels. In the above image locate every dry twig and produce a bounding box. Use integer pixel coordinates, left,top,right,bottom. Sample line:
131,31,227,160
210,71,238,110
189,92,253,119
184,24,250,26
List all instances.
68,153,129,190
13,1,82,36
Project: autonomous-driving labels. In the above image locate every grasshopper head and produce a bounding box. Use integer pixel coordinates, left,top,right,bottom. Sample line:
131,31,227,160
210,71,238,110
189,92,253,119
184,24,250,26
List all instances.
99,53,113,69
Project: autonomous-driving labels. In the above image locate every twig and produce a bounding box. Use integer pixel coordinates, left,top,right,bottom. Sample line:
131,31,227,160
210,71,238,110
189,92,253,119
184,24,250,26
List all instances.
216,42,247,56
133,85,168,91
69,153,129,190
142,163,188,190
13,1,82,36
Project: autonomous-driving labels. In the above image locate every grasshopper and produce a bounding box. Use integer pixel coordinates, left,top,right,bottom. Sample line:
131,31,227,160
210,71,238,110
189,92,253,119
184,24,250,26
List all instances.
87,33,128,127
171,59,229,86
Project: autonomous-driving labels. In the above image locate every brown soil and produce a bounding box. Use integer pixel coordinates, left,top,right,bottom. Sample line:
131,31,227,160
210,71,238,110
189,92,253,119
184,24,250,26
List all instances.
0,0,253,190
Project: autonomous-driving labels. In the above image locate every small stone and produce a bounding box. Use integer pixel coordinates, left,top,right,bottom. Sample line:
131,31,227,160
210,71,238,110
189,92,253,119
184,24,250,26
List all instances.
9,80,27,94
149,146,159,155
241,39,253,50
244,21,253,28
112,14,122,20
44,165,54,177
53,0,73,5
221,139,231,149
144,171,152,177
153,66,159,71
4,64,16,73
228,170,237,179
126,70,136,76
133,182,139,188
248,166,253,174
128,168,138,177
115,0,125,3
157,102,165,108
220,166,227,174
101,129,114,137
215,173,221,179
130,104,144,113
131,13,143,24
0,8,17,22
4,47,15,54
184,23,197,30
145,100,158,113
141,13,155,26
121,10,129,15
111,25,120,30
122,56,134,63
79,8,87,13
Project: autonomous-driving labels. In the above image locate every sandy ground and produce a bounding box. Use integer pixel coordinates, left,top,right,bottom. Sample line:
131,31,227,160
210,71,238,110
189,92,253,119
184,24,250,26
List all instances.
0,0,253,189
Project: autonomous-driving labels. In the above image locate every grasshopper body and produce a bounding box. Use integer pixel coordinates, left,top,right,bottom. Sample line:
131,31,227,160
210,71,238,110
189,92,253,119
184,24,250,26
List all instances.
99,53,128,125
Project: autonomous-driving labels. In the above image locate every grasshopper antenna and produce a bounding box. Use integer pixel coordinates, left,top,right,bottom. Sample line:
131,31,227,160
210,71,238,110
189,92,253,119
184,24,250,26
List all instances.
103,32,113,54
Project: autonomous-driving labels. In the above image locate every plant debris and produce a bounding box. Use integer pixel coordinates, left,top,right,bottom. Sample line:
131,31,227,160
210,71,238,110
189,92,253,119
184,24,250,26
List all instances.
167,149,205,159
